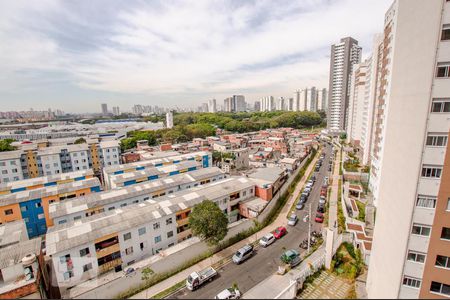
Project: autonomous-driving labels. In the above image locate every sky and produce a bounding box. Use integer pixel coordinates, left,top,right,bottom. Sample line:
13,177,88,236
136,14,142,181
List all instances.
0,0,393,113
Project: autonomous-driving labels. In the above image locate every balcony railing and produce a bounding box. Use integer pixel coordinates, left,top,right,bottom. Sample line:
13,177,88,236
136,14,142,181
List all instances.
98,258,122,274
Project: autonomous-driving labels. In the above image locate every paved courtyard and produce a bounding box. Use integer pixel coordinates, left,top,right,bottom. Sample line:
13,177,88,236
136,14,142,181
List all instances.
298,271,352,299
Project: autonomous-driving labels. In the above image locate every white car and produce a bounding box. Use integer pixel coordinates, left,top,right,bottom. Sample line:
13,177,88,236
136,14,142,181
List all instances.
287,214,298,226
215,288,241,299
259,233,276,248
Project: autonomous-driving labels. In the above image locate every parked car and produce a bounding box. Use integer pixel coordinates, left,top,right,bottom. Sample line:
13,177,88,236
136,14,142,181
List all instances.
273,226,287,239
215,288,241,299
123,267,136,277
311,175,316,182
319,196,326,205
259,233,276,248
317,205,325,213
304,187,311,194
280,249,301,267
320,190,327,197
307,179,314,186
296,202,305,210
315,213,324,223
232,245,254,264
299,194,307,203
287,214,298,226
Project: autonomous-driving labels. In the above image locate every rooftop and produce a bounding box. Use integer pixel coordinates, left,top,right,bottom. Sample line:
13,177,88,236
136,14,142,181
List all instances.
99,140,120,149
0,237,41,269
0,220,27,248
103,151,209,174
0,177,100,206
46,176,255,255
248,167,286,184
0,150,23,160
49,167,225,219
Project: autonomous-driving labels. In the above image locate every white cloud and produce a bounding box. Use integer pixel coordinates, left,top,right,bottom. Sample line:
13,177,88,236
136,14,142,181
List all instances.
0,0,392,110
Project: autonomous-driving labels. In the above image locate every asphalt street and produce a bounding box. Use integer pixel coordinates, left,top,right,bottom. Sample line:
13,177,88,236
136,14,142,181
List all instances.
172,143,333,299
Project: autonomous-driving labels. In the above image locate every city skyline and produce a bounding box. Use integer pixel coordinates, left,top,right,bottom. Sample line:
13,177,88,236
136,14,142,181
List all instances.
0,0,392,113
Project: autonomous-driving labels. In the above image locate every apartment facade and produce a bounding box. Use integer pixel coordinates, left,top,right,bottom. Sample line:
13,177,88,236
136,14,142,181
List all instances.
327,37,362,133
0,142,120,184
259,96,275,112
0,177,101,238
367,1,450,298
45,177,259,290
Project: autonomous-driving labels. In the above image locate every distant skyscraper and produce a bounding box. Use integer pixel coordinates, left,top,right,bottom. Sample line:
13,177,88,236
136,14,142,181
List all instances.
327,37,362,133
317,88,328,112
287,98,294,111
260,96,275,112
101,103,108,115
166,111,173,129
201,103,208,113
112,106,120,116
293,90,300,111
254,101,261,112
223,95,246,112
276,97,285,111
208,99,217,113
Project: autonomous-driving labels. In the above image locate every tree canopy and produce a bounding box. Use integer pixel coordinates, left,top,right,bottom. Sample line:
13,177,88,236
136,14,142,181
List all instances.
0,139,16,152
74,137,86,144
188,200,228,246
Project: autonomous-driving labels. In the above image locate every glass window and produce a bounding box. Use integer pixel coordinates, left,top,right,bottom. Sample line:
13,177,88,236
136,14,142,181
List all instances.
412,224,431,236
83,263,93,272
125,246,133,255
431,99,450,113
426,134,448,147
79,247,90,257
407,251,426,263
416,196,436,209
447,198,450,211
441,227,450,240
403,276,421,288
166,218,173,225
138,227,146,236
435,255,450,269
153,222,160,230
155,235,162,243
123,232,132,241
167,231,174,238
442,24,450,41
430,281,450,296
4,209,13,215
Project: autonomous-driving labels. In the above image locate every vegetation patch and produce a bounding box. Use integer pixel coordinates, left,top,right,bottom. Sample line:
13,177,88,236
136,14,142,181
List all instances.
330,242,363,281
337,180,346,233
355,200,366,222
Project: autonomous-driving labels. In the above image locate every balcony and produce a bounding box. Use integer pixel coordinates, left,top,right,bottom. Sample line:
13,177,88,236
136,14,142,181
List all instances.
96,243,120,258
176,217,189,227
98,258,122,274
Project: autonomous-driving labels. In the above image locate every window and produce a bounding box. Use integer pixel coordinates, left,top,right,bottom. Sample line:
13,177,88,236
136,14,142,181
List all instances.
154,235,162,243
60,254,70,263
108,206,115,211
74,216,81,221
125,246,133,255
80,247,90,256
20,206,27,212
140,242,144,250
436,62,450,78
407,251,426,263
35,202,42,208
38,213,45,220
435,255,450,269
166,218,173,225
430,281,450,296
58,219,67,225
11,168,17,173
0,162,5,167
447,198,450,211
123,232,132,241
83,263,92,272
153,222,160,230
416,196,436,209
63,271,74,280
442,24,450,41
4,209,13,215
167,231,174,238
403,276,421,288
411,224,431,236
441,227,450,240
120,203,127,207
426,134,448,147
138,227,146,236
421,166,442,178
168,243,175,247
132,200,139,204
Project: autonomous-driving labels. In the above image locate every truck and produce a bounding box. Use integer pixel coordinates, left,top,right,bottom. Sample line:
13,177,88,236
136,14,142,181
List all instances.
186,266,217,291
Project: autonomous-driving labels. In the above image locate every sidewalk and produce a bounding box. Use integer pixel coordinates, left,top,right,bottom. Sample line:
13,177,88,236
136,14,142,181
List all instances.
130,149,320,299
328,147,341,230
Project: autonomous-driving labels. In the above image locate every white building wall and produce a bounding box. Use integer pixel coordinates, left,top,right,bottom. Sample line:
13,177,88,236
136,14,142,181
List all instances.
0,158,24,183
40,154,63,176
69,151,90,171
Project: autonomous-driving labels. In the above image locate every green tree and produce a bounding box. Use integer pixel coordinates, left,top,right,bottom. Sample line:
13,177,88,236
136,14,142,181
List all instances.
141,267,155,281
189,200,228,246
0,139,16,152
74,137,86,144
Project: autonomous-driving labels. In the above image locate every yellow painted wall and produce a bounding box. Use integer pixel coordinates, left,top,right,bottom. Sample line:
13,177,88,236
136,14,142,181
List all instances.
0,203,22,224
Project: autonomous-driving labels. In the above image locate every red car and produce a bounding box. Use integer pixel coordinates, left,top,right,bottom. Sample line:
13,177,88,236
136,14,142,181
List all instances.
273,226,287,239
315,213,324,223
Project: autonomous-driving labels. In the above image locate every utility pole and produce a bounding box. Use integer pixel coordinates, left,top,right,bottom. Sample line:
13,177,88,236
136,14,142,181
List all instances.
307,203,311,254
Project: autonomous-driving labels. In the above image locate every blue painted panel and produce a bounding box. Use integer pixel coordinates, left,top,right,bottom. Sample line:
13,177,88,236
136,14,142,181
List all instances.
114,170,124,175
44,182,57,187
155,163,163,167
11,187,26,193
74,176,86,181
173,160,180,164
188,167,197,171
169,171,180,176
188,157,195,161
19,199,46,238
136,166,145,171
148,175,159,181
124,180,136,186
202,155,209,168
90,186,101,192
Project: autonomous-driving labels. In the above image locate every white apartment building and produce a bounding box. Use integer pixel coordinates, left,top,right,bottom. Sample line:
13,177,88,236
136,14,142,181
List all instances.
0,151,24,183
98,141,120,167
299,87,318,112
367,1,450,298
166,111,174,129
260,96,275,112
45,176,260,290
208,99,217,113
317,88,328,112
347,60,369,146
327,37,362,133
293,90,300,111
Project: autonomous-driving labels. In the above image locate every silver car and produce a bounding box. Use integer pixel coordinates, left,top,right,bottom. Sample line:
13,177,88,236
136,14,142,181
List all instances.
287,214,298,226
